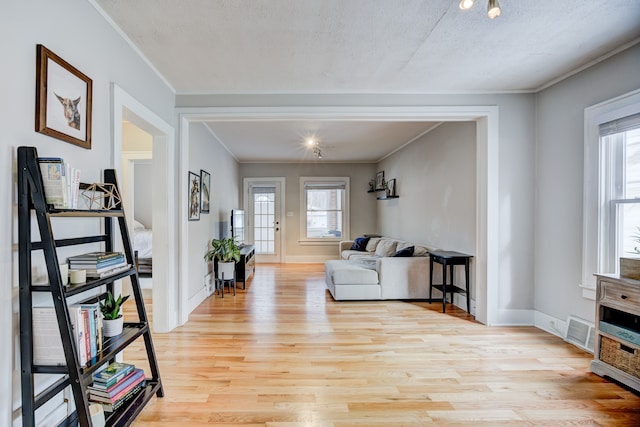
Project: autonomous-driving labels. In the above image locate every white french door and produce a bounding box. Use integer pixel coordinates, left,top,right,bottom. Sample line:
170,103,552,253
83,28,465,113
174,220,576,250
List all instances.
244,178,285,263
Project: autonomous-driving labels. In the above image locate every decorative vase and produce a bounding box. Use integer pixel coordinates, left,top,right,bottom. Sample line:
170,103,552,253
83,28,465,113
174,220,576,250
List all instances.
102,316,124,337
217,261,235,280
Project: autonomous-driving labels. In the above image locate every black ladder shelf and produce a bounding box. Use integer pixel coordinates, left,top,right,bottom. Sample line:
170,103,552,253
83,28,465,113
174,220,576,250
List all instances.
18,146,163,426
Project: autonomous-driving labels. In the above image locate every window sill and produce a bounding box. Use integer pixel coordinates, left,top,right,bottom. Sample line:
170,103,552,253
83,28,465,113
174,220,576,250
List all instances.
298,240,341,246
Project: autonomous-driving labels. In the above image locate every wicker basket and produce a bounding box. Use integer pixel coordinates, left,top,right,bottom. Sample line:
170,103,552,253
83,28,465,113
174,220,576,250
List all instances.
600,336,640,378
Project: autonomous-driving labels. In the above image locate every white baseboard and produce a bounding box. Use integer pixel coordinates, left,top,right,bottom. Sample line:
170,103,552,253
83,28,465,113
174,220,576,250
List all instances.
283,255,334,263
492,308,535,326
534,311,566,338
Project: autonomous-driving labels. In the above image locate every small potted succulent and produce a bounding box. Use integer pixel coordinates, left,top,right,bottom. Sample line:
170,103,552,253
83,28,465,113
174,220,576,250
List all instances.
204,236,241,280
100,291,130,337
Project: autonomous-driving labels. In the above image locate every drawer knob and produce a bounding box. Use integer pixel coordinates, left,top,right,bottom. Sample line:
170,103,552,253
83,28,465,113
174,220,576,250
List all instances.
621,294,628,299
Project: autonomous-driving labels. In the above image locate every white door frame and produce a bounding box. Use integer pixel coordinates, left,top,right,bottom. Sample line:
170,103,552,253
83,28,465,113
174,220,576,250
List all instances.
112,84,177,333
244,177,286,263
177,106,498,325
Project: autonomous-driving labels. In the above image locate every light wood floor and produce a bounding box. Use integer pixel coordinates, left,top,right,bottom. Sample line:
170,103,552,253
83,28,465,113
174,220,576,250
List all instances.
126,264,640,426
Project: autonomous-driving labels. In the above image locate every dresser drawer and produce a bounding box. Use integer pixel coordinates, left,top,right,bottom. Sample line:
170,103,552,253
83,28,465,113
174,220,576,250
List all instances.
600,281,640,314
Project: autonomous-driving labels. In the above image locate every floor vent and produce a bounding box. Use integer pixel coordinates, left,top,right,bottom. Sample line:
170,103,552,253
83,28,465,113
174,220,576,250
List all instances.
564,316,595,353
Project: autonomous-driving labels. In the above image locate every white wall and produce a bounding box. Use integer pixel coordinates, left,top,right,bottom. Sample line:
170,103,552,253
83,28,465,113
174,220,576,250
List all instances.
377,121,477,296
187,123,240,306
1,1,174,425
535,44,640,323
134,163,154,228
239,162,377,261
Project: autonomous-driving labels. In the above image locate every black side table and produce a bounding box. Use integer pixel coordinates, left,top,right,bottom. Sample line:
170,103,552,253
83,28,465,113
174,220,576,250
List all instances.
428,250,472,313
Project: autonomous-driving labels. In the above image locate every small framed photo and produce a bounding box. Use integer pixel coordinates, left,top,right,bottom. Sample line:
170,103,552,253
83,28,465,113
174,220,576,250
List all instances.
200,169,210,213
188,171,201,221
35,44,92,149
388,178,396,196
375,171,385,190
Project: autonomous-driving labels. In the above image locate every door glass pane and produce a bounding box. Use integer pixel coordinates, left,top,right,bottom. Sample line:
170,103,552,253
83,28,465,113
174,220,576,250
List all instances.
253,190,276,255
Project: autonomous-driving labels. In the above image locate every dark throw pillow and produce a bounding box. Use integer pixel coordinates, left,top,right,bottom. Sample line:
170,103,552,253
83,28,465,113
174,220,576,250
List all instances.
351,237,370,251
393,245,414,257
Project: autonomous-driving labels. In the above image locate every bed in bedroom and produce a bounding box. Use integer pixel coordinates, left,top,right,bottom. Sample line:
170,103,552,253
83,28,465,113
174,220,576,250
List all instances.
133,220,152,276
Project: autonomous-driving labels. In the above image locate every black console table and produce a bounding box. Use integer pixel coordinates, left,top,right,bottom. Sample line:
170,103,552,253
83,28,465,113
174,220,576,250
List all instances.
428,250,472,313
236,244,255,289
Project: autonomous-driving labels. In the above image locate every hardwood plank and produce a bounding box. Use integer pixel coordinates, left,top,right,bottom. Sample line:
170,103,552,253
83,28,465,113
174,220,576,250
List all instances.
124,264,640,426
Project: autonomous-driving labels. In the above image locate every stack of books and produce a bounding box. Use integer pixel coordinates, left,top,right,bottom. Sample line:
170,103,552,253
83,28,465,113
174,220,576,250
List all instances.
38,157,81,209
67,252,130,279
88,362,146,412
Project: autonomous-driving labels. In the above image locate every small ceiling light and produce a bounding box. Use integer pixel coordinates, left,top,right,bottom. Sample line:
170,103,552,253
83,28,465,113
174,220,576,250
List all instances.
459,0,475,10
312,144,323,159
487,0,501,19
306,138,316,146
460,0,502,19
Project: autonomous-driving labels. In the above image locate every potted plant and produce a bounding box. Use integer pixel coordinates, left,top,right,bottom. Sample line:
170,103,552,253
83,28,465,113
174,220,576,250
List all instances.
204,236,241,280
100,291,130,337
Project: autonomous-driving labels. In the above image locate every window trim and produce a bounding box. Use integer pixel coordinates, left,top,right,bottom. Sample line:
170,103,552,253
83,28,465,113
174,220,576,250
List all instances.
582,89,640,299
299,176,350,244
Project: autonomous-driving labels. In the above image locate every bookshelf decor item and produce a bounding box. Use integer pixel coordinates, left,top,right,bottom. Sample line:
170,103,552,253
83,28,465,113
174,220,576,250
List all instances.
18,146,163,426
35,44,92,149
82,182,121,210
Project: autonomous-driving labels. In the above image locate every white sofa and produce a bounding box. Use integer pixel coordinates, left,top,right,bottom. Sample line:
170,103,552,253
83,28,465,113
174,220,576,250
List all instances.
325,237,434,300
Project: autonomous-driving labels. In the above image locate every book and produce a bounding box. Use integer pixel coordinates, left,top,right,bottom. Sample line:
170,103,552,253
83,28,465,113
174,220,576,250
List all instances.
69,255,126,268
92,362,135,387
74,260,128,276
68,252,124,262
32,306,65,365
89,369,145,399
89,368,145,393
87,263,132,279
80,303,100,359
38,157,68,209
94,381,145,412
68,305,87,367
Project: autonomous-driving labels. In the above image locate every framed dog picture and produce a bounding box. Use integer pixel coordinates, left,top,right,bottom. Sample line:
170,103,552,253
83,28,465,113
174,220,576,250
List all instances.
35,44,93,149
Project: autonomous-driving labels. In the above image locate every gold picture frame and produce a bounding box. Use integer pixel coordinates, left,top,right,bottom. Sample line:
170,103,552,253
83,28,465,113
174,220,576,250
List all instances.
35,44,93,149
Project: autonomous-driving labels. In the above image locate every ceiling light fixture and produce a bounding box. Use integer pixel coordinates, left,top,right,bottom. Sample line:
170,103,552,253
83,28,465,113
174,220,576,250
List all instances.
487,0,501,19
458,0,475,10
306,138,323,159
459,0,502,19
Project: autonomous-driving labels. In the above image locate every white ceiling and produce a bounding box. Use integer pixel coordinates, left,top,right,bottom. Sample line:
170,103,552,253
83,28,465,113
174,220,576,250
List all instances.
94,0,640,162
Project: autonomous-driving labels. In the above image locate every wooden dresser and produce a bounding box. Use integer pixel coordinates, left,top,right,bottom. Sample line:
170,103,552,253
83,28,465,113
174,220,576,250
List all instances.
591,274,640,392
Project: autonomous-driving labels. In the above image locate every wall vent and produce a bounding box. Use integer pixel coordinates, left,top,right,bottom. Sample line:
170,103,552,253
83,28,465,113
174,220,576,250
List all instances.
564,316,595,353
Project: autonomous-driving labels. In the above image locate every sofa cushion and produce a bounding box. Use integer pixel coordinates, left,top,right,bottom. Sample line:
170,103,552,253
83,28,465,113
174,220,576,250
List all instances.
375,239,398,257
329,262,379,285
365,237,381,252
350,236,370,251
393,245,414,257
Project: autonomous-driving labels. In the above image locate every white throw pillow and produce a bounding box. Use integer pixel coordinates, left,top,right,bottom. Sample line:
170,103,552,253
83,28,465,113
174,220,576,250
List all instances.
375,239,398,257
365,237,381,252
413,245,430,257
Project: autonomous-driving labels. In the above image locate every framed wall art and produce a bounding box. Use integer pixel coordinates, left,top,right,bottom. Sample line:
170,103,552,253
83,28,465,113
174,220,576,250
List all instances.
188,171,201,221
387,178,396,196
35,44,93,149
200,169,210,213
375,171,385,190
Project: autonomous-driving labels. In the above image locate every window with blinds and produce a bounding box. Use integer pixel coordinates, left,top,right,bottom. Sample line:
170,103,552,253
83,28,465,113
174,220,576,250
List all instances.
599,112,640,273
300,177,349,241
